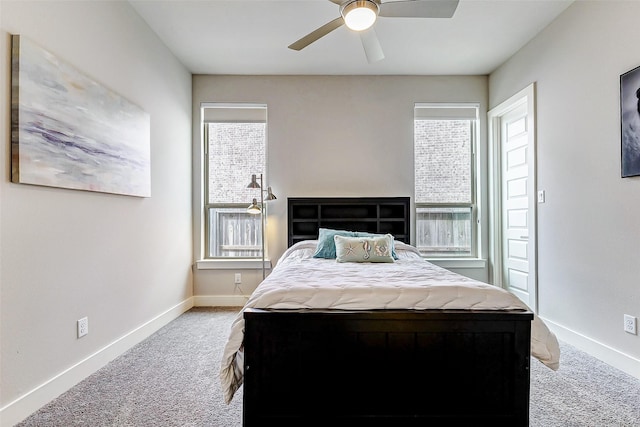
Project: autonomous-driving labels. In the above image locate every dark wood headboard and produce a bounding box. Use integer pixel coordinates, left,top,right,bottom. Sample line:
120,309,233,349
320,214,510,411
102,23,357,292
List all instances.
287,197,410,247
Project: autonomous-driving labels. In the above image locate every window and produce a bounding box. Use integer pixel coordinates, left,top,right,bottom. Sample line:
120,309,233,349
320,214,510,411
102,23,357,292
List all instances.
414,104,478,257
204,104,267,258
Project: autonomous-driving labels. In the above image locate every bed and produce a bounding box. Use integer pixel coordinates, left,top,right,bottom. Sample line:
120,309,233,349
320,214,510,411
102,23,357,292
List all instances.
220,197,560,426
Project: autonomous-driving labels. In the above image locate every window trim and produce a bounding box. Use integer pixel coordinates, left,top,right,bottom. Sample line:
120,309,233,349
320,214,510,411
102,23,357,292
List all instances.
414,103,480,259
195,258,272,270
202,103,268,261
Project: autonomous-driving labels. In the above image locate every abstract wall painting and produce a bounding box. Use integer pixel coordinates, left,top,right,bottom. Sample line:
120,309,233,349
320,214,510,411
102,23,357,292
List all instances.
621,64,640,178
11,35,151,197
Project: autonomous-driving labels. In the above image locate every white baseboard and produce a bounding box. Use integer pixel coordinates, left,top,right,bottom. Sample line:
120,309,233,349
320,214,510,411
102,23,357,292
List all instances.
542,317,640,380
193,295,249,307
0,298,194,427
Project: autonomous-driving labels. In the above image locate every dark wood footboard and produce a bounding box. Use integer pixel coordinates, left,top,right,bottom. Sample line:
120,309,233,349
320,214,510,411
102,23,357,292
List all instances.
243,308,533,426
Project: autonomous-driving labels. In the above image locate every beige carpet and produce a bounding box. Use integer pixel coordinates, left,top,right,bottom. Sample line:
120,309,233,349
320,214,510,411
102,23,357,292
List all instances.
15,307,640,426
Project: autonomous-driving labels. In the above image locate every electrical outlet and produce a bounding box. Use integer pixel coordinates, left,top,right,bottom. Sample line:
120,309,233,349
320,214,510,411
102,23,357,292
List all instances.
234,273,242,285
77,317,89,338
624,314,637,335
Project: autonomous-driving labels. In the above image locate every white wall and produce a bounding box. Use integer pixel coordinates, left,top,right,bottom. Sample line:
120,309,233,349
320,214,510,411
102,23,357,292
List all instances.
0,1,193,424
192,75,489,299
490,1,640,376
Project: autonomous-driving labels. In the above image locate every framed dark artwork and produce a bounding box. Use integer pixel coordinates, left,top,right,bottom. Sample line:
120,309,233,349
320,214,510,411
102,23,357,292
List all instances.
621,65,640,177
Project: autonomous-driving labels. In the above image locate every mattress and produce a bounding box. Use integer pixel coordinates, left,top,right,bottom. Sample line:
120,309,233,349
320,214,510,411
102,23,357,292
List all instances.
220,240,561,404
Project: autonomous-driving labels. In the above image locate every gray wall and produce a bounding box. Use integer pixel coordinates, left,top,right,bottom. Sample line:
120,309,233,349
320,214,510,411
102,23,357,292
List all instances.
0,1,193,424
7,0,638,423
490,1,640,375
192,75,489,299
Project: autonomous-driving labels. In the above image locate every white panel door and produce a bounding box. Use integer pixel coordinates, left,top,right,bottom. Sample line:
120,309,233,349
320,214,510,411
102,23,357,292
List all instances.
488,83,537,312
501,105,532,305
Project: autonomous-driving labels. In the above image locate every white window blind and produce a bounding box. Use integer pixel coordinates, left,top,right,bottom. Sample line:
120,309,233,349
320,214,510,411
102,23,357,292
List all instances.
202,103,267,123
414,104,478,120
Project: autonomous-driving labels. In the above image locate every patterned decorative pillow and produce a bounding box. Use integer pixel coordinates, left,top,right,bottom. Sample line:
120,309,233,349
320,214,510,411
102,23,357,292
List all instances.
313,228,355,259
353,231,399,260
334,234,395,263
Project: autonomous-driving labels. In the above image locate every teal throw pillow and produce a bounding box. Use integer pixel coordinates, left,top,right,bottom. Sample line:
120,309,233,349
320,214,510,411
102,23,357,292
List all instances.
313,228,355,259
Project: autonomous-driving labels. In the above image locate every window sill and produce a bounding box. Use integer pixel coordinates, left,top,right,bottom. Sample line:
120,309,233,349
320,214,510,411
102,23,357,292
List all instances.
195,259,272,270
425,258,487,269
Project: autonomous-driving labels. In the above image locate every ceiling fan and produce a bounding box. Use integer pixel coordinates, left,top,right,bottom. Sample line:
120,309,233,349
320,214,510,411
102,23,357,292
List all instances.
288,0,460,63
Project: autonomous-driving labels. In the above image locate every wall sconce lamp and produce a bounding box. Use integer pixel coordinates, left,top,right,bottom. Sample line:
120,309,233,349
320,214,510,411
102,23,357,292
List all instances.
247,173,277,279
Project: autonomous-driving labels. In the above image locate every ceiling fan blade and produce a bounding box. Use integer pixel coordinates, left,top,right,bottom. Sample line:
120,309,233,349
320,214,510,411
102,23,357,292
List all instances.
328,0,342,4
288,17,344,51
359,28,385,63
379,0,459,18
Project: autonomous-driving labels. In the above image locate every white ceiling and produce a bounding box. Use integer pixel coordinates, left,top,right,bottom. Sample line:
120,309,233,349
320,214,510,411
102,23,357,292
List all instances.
129,0,573,75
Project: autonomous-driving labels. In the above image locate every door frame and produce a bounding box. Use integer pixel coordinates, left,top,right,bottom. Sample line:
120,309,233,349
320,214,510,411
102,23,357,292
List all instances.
487,83,538,312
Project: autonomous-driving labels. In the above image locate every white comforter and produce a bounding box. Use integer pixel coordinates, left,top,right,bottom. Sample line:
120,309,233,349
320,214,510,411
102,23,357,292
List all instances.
220,240,560,404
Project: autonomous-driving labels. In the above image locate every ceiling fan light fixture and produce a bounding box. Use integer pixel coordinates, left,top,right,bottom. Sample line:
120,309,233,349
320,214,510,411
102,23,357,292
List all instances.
341,0,379,32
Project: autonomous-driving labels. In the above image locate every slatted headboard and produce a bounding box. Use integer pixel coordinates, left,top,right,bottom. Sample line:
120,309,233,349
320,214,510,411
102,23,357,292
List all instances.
287,197,410,247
